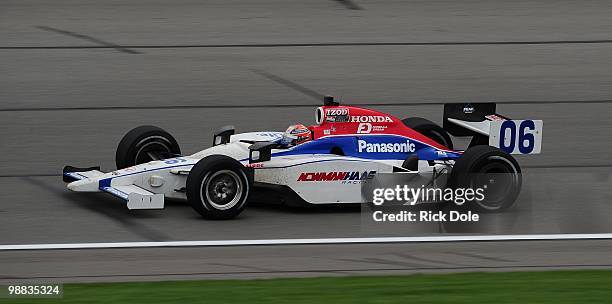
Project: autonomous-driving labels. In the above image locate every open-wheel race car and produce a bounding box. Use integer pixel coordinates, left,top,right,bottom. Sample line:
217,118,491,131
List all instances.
63,96,543,219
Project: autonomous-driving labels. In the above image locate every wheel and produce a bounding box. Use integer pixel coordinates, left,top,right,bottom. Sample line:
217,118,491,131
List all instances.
115,126,181,169
402,117,453,149
186,155,251,220
402,155,419,170
448,145,522,212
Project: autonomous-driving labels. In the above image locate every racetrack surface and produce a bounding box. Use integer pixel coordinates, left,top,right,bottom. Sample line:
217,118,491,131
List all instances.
2,240,612,283
1,0,612,282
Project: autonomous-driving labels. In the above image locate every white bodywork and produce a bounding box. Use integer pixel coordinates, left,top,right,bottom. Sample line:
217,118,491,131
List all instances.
66,132,430,209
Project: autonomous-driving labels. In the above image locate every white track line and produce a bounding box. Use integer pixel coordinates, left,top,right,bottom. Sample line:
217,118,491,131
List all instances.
2,233,612,251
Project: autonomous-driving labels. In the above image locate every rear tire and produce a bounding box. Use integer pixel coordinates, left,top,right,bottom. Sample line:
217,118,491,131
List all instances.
402,117,453,149
448,145,521,212
186,155,251,220
116,125,181,169
402,155,419,170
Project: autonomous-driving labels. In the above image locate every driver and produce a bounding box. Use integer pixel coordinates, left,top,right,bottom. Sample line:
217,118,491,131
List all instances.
279,124,311,147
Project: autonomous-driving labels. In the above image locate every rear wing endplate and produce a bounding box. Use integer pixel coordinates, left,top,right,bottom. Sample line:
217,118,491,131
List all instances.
443,103,543,155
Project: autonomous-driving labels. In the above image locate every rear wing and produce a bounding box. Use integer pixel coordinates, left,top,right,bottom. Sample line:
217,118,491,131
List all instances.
443,103,543,154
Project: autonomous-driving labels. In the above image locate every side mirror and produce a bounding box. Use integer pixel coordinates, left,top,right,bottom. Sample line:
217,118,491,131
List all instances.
249,142,275,163
212,125,235,146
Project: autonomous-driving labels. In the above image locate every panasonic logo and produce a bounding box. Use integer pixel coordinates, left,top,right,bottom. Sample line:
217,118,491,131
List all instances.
350,116,393,123
358,140,416,153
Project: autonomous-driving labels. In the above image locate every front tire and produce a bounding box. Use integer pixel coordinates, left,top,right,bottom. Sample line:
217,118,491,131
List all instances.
448,145,522,212
186,155,251,220
116,125,181,169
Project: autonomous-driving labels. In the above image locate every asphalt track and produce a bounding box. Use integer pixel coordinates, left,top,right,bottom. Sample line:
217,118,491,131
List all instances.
1,0,612,282
2,240,612,283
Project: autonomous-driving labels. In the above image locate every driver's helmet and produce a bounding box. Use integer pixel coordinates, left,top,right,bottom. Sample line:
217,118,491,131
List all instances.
280,124,311,146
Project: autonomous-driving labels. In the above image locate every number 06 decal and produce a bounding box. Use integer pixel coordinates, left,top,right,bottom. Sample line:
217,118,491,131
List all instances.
489,120,543,154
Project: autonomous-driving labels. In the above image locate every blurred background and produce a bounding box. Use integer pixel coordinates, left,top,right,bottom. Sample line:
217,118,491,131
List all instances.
1,0,612,282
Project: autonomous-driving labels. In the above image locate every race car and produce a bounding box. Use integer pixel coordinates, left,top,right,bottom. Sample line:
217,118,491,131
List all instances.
63,96,543,219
